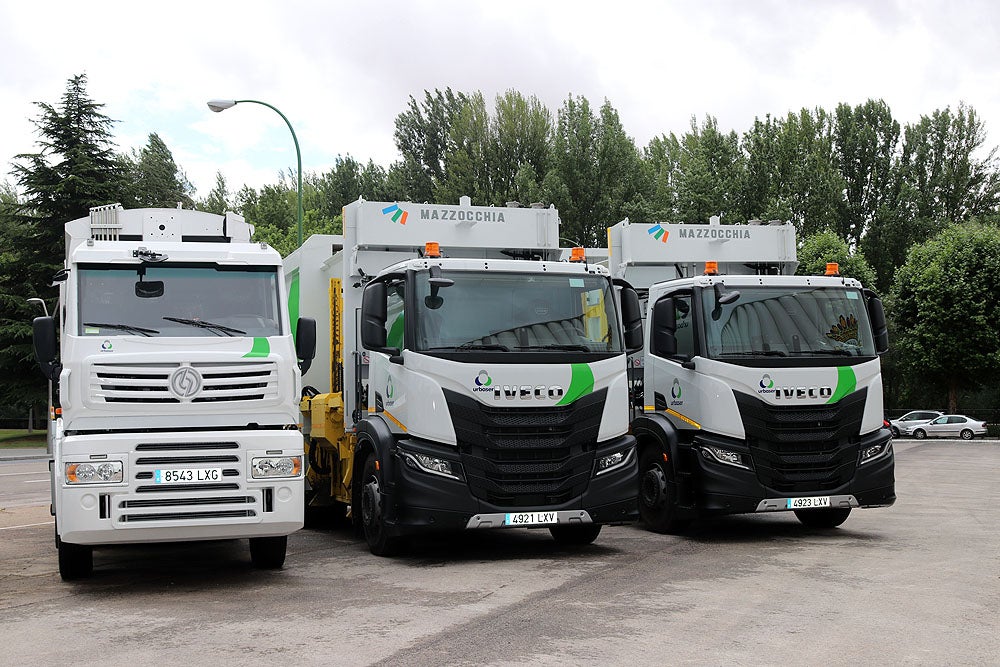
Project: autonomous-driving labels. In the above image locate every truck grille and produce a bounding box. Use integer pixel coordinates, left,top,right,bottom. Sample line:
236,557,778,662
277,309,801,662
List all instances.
443,389,606,507
90,361,278,404
734,388,867,492
115,440,263,525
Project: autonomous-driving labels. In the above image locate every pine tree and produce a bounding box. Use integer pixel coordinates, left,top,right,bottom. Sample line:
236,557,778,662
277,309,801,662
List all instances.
0,74,124,413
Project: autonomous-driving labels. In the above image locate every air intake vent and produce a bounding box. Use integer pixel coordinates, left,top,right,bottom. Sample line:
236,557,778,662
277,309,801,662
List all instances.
90,203,123,241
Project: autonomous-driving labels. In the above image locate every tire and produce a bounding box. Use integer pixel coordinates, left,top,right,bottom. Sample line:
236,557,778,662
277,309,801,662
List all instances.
960,429,974,440
637,445,691,534
549,524,602,546
913,429,926,439
794,508,851,528
360,453,402,556
249,535,287,569
890,426,899,437
58,541,93,581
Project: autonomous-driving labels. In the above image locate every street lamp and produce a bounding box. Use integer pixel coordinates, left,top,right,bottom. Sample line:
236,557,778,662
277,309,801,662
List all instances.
207,98,303,247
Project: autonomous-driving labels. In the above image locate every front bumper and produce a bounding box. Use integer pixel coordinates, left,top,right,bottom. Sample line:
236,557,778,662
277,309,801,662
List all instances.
688,430,896,516
384,435,639,537
55,429,305,546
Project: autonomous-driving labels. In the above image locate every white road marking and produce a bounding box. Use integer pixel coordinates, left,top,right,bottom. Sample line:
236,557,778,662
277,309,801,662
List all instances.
0,521,54,531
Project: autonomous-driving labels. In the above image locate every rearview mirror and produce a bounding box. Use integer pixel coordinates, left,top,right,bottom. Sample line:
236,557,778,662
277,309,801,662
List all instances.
295,317,317,374
135,280,164,298
652,298,677,357
619,287,643,354
32,316,61,380
867,294,889,354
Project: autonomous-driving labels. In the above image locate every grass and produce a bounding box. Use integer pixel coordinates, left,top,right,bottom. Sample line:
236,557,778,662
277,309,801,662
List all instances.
0,429,48,448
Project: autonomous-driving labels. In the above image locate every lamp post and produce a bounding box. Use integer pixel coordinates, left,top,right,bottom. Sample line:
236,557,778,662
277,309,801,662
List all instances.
207,99,303,247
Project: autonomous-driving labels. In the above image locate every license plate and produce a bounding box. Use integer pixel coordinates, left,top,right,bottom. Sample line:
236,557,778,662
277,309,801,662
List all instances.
786,495,831,509
504,511,558,526
154,468,222,484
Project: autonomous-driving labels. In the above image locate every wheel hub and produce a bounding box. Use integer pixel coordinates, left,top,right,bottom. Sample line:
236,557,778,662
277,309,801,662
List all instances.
641,466,668,508
362,477,382,525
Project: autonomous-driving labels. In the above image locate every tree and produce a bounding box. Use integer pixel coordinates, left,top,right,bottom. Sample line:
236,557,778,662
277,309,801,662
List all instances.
1,74,125,413
200,171,231,214
124,132,195,208
393,88,469,202
888,222,1000,413
674,115,744,224
796,230,877,287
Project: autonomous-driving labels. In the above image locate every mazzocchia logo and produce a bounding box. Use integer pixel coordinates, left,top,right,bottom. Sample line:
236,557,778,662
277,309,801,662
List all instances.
646,224,670,244
473,370,492,392
381,203,409,225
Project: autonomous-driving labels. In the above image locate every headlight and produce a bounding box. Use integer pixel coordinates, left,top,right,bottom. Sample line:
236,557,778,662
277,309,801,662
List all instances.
595,447,635,476
251,456,302,479
401,451,463,480
860,441,892,465
700,445,752,470
66,461,123,484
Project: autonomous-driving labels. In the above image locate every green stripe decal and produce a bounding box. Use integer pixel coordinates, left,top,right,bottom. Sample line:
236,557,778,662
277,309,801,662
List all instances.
244,337,271,358
826,366,857,404
288,271,300,339
556,363,595,406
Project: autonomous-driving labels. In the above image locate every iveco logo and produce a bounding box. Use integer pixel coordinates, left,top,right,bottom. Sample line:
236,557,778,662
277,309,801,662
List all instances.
169,367,203,400
494,385,565,401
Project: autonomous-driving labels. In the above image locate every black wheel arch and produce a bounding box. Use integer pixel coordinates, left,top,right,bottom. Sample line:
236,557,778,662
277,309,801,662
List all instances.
353,416,399,519
631,413,683,474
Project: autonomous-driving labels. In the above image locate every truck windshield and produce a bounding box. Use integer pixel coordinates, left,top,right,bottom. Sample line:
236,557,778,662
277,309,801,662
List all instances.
77,264,282,337
702,285,876,358
412,270,622,355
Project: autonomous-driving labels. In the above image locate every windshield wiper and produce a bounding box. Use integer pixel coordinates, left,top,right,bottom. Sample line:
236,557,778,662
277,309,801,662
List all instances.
162,317,246,337
717,350,788,357
517,344,593,352
83,322,159,337
799,349,854,356
454,342,511,351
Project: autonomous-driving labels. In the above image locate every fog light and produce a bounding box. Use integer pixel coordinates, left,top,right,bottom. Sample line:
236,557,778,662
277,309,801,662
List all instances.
860,441,891,465
402,451,462,480
700,445,751,470
66,461,123,484
251,456,302,479
595,447,634,476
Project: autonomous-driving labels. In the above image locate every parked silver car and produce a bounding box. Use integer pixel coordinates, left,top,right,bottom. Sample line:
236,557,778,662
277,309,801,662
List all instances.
889,410,943,437
901,414,987,440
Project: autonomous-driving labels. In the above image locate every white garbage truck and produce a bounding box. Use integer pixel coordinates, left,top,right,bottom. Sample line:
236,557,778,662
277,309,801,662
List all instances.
608,217,894,532
285,197,644,555
32,204,316,579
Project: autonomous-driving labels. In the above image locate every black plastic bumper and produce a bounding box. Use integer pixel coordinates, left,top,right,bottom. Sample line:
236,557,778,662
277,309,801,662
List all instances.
383,435,639,537
690,430,896,516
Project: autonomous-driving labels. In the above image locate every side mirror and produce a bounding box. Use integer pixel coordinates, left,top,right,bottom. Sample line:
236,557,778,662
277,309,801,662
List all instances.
32,316,61,380
652,298,677,357
295,317,316,374
619,287,643,354
867,294,889,354
361,282,400,357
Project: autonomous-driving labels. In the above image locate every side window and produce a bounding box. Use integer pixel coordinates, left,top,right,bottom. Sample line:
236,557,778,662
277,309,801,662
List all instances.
949,416,965,424
674,294,695,358
386,281,405,349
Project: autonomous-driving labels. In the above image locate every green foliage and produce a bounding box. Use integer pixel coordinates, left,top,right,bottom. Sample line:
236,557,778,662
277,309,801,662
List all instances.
674,115,743,223
2,74,126,412
123,133,195,208
796,230,877,287
888,222,1000,412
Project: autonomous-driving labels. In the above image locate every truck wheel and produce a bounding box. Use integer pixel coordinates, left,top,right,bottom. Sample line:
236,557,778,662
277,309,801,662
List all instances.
960,429,974,440
58,541,93,581
913,429,926,439
249,535,287,569
637,445,690,534
793,508,851,528
549,524,602,546
360,454,402,556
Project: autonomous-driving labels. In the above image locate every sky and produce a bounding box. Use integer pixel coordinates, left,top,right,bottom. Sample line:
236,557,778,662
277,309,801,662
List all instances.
1,0,998,200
